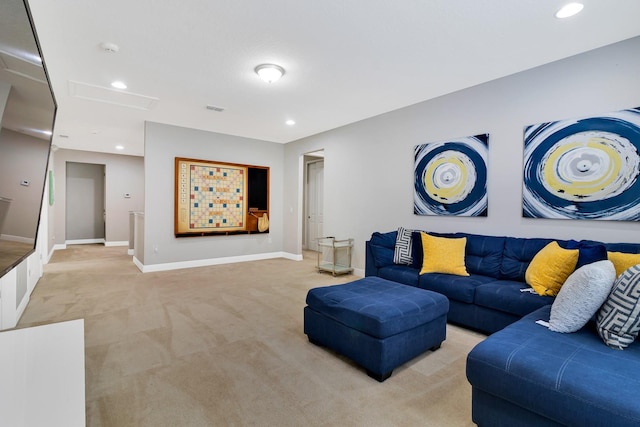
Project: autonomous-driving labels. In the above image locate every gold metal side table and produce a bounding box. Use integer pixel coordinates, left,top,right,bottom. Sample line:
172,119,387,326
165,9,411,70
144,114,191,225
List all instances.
316,237,354,276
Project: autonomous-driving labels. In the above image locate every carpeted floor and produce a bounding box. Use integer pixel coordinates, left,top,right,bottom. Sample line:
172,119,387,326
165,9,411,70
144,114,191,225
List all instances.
18,245,485,426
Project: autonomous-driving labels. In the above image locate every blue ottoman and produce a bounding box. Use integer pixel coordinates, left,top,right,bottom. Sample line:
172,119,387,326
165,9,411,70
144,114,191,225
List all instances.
304,276,449,381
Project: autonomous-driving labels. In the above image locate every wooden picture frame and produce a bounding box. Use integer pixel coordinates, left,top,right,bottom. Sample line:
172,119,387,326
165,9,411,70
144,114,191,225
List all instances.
175,157,269,236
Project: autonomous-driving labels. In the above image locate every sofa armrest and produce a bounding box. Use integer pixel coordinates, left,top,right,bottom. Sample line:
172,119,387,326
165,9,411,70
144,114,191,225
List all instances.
365,241,378,277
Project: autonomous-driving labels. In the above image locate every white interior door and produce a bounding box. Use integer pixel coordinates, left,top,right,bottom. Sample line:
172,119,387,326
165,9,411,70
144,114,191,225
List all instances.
306,160,324,251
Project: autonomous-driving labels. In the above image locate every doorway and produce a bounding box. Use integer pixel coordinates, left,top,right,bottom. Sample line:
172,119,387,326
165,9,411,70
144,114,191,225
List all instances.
304,151,324,251
65,162,105,244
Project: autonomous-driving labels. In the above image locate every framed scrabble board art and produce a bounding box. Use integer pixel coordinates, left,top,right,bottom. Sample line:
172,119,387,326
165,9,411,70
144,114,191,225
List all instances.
175,157,269,236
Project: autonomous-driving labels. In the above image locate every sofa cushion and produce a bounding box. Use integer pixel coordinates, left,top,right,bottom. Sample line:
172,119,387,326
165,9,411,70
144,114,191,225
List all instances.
500,237,559,281
393,227,413,265
369,231,397,249
549,260,616,333
369,244,394,269
420,273,496,304
474,280,555,317
467,305,640,427
564,240,608,269
378,265,420,287
458,233,505,279
411,231,423,269
305,276,448,339
419,233,469,276
597,264,640,349
525,241,579,296
604,242,640,254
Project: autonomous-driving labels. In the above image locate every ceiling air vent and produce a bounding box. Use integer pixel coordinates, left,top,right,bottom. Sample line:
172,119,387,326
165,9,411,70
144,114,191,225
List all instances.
68,80,159,110
206,105,225,112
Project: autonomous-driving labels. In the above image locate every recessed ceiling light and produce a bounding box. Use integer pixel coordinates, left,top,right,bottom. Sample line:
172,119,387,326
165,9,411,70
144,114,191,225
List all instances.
111,81,127,89
115,145,124,150
255,64,285,83
555,3,584,18
286,119,296,126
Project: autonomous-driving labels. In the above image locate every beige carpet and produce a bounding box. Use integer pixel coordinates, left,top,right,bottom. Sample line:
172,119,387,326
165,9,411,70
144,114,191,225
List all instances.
18,245,485,426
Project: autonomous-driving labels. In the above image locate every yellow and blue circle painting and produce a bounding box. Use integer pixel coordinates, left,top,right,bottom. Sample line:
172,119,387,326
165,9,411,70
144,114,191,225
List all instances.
414,134,488,216
523,107,640,220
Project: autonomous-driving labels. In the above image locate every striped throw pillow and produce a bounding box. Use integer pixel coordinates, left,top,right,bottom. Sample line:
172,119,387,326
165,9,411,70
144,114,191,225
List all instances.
596,264,640,350
393,227,413,265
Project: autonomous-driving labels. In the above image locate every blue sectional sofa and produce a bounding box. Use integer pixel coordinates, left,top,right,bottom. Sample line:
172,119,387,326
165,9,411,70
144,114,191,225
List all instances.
467,305,640,426
365,230,640,334
365,229,640,426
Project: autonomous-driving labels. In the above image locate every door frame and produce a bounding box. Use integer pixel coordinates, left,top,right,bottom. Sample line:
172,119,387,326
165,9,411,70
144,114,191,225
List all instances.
303,151,324,251
64,161,106,245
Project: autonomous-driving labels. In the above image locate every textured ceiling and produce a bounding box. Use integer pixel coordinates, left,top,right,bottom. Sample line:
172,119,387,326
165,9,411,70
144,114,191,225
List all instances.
25,0,640,156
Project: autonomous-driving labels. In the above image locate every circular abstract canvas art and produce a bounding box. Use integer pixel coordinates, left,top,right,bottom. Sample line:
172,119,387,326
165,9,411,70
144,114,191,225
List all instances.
523,107,640,220
414,134,488,216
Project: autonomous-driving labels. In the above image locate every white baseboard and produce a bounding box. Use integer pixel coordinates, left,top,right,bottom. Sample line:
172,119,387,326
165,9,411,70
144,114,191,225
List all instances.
281,252,303,261
105,241,129,247
47,244,67,263
52,244,67,251
65,239,105,245
136,251,303,273
353,267,365,277
133,256,144,272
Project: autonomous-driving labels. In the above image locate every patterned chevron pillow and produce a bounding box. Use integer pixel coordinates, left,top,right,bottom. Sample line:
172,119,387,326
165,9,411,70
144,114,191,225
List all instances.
596,264,640,350
393,227,414,265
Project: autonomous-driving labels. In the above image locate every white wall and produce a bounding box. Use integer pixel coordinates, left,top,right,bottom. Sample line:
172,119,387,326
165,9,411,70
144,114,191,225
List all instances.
143,122,284,268
283,36,640,271
51,149,144,249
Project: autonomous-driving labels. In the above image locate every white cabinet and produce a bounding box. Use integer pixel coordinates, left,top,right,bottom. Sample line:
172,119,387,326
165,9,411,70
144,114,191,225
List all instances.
0,319,86,426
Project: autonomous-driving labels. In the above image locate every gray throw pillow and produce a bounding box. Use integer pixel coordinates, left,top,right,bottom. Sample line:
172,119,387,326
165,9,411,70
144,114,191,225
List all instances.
596,264,640,349
393,227,413,265
549,260,616,333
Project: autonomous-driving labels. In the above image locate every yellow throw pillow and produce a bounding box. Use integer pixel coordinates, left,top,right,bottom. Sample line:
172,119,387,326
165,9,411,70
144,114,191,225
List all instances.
525,241,578,296
420,233,469,276
608,251,640,277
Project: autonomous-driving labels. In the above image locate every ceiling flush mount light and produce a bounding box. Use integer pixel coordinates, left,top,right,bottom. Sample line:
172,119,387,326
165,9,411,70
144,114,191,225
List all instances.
111,80,127,89
115,145,124,150
255,64,285,83
100,42,120,53
555,3,584,18
206,104,225,112
285,119,296,126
